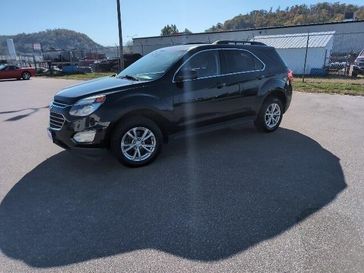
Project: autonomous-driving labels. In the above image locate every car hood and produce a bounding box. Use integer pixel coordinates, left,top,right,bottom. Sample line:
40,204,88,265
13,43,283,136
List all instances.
54,76,144,104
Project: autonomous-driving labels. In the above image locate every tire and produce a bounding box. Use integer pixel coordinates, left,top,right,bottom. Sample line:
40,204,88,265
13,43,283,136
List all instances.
110,117,163,167
255,97,283,133
21,72,31,80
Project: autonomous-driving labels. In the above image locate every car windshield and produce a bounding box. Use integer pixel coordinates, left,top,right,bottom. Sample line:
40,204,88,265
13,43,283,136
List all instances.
117,47,188,81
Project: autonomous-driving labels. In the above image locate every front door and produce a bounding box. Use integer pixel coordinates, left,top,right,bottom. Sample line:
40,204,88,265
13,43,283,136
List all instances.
0,66,13,79
173,49,243,128
173,50,221,127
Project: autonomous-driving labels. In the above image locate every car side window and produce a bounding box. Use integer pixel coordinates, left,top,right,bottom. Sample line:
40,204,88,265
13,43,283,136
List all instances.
180,51,219,79
222,50,264,74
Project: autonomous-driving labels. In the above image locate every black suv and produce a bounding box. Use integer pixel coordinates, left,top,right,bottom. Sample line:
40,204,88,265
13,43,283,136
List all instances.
48,41,292,167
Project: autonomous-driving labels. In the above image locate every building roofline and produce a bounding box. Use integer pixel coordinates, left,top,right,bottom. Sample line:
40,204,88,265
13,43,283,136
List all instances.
133,19,364,41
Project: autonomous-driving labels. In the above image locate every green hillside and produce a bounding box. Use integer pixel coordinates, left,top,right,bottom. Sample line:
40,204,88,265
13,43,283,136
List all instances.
0,29,103,55
206,2,364,32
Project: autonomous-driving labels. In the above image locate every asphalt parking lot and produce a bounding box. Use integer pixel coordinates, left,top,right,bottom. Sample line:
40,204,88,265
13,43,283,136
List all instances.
0,77,363,273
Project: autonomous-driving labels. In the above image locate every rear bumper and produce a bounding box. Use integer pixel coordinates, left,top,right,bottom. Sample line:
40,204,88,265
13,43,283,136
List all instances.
353,65,364,74
285,84,293,112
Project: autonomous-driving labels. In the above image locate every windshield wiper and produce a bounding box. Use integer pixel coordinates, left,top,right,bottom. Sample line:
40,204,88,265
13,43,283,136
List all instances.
118,75,139,81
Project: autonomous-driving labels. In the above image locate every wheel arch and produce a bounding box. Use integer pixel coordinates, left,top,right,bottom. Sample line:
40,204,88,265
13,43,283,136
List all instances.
263,90,287,112
107,108,172,146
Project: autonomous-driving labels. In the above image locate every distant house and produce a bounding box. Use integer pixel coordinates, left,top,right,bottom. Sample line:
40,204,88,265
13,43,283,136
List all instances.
252,31,335,75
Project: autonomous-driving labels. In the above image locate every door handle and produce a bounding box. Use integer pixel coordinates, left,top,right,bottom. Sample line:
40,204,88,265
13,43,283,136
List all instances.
217,82,226,89
257,75,265,80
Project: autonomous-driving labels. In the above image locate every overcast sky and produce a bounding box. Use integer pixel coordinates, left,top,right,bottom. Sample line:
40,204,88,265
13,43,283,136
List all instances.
0,0,361,46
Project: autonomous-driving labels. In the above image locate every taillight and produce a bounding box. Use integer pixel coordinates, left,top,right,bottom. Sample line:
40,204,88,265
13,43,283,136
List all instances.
288,70,294,82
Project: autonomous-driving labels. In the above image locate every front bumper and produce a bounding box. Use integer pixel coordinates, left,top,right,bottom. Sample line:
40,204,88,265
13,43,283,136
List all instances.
48,103,111,150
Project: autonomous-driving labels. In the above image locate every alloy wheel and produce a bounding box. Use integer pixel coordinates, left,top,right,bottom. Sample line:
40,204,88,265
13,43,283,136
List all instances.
121,127,156,162
23,72,30,80
264,103,281,129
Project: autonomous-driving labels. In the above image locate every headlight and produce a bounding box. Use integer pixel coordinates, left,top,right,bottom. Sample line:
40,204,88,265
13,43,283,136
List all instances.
69,94,106,116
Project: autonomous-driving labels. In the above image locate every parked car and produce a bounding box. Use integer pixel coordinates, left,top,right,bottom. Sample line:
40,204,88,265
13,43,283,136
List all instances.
62,65,93,74
48,41,293,167
0,64,36,80
352,49,364,77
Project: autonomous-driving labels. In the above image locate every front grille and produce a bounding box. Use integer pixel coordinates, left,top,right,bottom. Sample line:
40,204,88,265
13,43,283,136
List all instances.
49,112,65,130
52,100,70,108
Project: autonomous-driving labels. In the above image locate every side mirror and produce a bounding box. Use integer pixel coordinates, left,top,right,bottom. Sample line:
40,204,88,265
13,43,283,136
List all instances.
175,69,198,82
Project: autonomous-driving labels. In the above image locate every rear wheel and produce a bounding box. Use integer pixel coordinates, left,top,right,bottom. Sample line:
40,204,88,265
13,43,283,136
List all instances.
110,117,163,167
255,97,283,132
21,72,31,80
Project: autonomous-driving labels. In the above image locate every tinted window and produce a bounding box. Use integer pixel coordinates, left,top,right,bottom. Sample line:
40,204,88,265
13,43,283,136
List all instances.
222,50,264,74
180,50,219,78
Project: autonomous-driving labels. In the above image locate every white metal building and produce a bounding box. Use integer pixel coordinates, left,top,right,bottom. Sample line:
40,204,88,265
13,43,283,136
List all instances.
252,31,335,74
132,20,364,56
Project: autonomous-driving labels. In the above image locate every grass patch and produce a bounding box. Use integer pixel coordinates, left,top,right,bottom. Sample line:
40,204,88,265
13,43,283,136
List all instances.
294,77,364,96
44,72,114,80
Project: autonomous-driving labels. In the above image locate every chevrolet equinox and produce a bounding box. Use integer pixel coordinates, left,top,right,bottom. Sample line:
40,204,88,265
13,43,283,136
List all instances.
48,41,293,167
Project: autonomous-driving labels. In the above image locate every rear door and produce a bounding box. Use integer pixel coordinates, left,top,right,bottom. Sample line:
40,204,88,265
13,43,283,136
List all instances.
220,49,265,115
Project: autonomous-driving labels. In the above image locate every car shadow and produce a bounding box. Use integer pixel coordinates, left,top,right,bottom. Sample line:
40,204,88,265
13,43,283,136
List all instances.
0,127,346,268
0,106,49,122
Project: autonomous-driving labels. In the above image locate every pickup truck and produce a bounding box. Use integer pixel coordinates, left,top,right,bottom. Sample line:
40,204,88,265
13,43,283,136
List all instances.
0,64,36,80
352,49,364,78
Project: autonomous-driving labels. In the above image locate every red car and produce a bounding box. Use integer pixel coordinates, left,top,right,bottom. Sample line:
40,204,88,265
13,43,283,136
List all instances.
0,64,36,80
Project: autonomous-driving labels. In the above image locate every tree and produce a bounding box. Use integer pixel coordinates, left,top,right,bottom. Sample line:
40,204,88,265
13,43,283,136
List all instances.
205,2,364,32
160,24,179,36
124,40,133,54
183,28,192,34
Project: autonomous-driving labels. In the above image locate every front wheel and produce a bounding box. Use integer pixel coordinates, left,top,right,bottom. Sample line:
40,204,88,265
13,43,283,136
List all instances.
110,117,163,167
255,97,283,132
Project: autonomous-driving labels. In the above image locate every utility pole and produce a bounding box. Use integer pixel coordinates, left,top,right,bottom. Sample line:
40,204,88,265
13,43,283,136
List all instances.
116,0,124,70
302,32,310,83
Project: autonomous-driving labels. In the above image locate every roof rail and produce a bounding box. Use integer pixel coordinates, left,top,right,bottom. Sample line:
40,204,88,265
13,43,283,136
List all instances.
213,40,266,46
